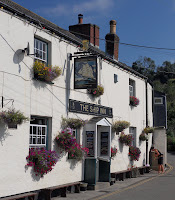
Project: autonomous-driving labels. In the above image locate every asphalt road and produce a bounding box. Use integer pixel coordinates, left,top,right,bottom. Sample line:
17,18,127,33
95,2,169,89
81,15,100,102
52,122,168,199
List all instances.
95,152,175,200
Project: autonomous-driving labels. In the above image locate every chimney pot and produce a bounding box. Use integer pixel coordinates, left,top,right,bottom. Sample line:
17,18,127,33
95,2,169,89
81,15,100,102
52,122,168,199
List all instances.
78,14,83,24
110,20,116,34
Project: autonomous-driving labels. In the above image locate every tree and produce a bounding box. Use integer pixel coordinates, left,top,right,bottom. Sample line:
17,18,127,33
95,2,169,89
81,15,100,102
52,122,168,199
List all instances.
156,61,175,84
132,56,156,81
132,57,175,139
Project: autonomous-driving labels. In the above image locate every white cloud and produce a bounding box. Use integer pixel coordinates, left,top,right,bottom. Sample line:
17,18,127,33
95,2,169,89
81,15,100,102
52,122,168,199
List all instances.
40,0,114,16
40,5,70,16
73,0,114,13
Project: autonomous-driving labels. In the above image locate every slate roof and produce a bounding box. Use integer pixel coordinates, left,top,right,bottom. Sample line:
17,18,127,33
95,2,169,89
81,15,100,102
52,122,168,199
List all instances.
0,0,147,79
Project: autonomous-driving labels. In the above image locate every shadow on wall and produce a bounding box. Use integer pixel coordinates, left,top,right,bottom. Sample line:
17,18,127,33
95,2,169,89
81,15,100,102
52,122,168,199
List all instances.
0,122,11,145
24,164,41,182
53,139,78,170
13,49,25,73
119,139,124,153
111,131,116,141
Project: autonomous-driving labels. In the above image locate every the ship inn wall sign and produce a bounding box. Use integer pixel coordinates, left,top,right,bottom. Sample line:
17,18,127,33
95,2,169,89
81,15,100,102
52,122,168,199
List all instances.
74,56,97,89
69,99,113,118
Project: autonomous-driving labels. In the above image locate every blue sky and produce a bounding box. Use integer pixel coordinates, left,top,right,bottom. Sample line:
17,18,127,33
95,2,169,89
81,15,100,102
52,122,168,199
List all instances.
12,0,175,67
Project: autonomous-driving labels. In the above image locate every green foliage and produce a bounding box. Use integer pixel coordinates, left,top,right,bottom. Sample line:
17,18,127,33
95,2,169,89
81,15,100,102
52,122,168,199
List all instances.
119,132,133,146
132,56,156,81
61,117,86,129
167,136,175,151
112,120,130,133
139,133,147,141
143,127,154,134
68,147,84,161
87,85,104,97
132,57,175,142
0,109,28,125
33,61,62,82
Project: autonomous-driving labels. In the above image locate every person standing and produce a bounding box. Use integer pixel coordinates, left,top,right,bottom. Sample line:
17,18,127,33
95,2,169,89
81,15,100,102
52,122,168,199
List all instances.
151,146,165,174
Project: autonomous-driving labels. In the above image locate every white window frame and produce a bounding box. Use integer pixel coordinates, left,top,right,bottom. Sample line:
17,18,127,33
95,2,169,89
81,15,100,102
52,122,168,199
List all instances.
129,79,135,97
154,97,163,105
129,85,134,97
129,127,136,146
34,38,48,64
29,124,47,149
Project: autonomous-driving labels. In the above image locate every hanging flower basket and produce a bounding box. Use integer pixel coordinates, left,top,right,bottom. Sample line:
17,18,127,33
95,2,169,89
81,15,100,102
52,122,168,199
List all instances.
55,128,89,161
139,132,147,141
61,117,87,129
0,109,28,128
143,127,154,134
119,132,133,146
112,120,130,134
33,61,62,83
68,145,88,161
130,96,139,107
129,146,141,161
111,147,117,159
26,148,59,177
87,85,104,98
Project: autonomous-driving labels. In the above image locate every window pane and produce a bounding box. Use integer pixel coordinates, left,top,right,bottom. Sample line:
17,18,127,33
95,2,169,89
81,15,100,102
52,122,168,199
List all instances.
37,136,41,144
33,126,36,135
30,118,48,149
38,127,41,135
33,137,36,144
42,136,45,144
36,40,38,49
43,43,46,51
42,127,46,135
30,126,32,135
154,98,163,104
43,52,46,61
40,41,42,50
30,136,32,144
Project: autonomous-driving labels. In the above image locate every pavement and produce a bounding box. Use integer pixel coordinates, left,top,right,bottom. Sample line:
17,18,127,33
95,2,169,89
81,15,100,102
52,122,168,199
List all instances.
52,167,169,200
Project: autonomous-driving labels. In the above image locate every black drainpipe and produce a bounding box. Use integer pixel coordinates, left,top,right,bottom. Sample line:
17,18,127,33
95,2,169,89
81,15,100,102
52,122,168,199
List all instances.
145,79,148,164
145,79,148,127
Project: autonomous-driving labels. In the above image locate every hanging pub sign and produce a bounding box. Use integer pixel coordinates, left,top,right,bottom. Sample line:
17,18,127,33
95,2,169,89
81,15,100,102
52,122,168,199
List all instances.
74,56,97,89
69,99,113,118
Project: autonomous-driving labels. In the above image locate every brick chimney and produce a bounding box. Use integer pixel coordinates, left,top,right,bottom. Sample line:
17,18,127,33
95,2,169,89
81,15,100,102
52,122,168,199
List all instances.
69,14,100,47
105,20,119,60
78,14,83,24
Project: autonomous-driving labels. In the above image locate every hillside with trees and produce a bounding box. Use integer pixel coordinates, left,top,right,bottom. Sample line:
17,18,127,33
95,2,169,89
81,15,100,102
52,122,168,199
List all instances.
132,57,175,151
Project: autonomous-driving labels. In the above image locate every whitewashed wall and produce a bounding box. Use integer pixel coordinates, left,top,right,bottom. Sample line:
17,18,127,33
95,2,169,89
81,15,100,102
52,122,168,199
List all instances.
0,9,153,198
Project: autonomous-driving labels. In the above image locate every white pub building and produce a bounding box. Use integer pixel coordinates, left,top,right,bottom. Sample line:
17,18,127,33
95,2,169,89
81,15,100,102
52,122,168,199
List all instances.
0,0,157,199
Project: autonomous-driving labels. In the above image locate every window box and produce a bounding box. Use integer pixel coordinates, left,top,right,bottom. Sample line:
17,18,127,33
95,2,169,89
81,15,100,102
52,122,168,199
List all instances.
33,61,61,84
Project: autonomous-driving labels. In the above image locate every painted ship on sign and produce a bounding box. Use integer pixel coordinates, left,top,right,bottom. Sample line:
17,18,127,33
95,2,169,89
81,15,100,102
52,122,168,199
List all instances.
78,63,95,79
